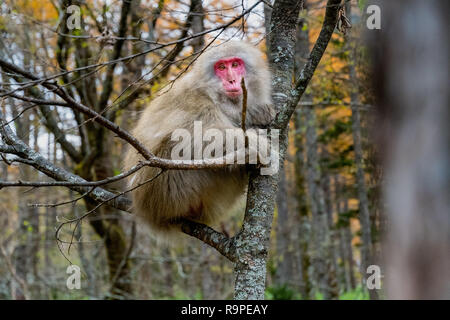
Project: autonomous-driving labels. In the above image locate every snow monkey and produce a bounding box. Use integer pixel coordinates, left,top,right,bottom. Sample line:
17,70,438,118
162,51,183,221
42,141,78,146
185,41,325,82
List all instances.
124,41,275,240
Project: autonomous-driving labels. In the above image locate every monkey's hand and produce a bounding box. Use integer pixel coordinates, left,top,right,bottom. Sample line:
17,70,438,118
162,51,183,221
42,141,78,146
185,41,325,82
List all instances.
246,129,279,176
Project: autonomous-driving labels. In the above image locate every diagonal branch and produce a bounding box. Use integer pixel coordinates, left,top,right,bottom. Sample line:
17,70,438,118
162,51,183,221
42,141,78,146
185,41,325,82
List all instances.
0,90,67,106
0,108,132,211
0,161,148,189
0,58,153,160
180,219,236,262
271,0,342,129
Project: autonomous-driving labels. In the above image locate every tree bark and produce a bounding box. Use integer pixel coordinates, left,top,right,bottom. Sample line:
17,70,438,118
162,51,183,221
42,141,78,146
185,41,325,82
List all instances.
233,0,341,299
190,0,205,52
296,3,336,298
321,166,339,296
10,106,33,300
345,1,378,300
372,0,450,299
304,104,334,299
293,107,312,299
335,175,356,291
275,167,293,286
233,0,303,300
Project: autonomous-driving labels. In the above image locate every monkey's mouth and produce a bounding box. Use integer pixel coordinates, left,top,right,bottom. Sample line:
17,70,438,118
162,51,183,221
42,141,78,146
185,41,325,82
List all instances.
225,88,242,98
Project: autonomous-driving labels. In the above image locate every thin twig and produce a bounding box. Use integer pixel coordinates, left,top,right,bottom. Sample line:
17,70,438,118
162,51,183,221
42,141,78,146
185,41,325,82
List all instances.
241,78,248,132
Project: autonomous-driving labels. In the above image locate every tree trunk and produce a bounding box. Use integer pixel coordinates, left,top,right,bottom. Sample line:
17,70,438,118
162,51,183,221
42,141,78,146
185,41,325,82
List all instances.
190,0,205,52
11,110,32,300
342,194,356,290
304,104,334,299
71,189,98,298
345,1,378,299
275,167,293,286
293,107,312,299
295,2,332,299
372,0,450,299
321,159,339,296
79,136,133,298
233,0,302,300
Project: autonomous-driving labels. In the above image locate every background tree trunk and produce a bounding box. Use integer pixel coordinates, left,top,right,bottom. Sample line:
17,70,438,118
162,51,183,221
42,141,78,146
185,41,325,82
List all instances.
372,0,450,299
12,110,31,300
345,1,378,300
275,167,293,286
190,0,205,52
294,107,312,299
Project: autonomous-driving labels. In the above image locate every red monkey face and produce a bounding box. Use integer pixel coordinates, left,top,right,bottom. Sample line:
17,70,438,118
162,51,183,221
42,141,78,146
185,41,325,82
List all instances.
213,57,246,98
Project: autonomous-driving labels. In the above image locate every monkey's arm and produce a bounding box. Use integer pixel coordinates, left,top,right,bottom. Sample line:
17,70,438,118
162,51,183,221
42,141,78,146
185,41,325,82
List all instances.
195,118,277,171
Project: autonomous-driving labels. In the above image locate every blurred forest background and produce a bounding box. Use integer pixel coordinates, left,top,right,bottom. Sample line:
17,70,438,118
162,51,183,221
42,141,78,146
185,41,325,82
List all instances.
0,0,447,300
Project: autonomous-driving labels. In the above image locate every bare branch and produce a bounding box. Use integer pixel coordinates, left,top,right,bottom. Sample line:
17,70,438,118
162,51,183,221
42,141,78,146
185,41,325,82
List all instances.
0,90,67,106
271,0,342,129
0,107,132,211
241,78,248,131
0,160,147,189
180,219,236,262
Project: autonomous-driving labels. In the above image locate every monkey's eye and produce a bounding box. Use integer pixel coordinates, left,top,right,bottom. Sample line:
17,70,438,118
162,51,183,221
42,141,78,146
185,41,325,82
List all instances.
232,61,239,68
218,64,226,70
